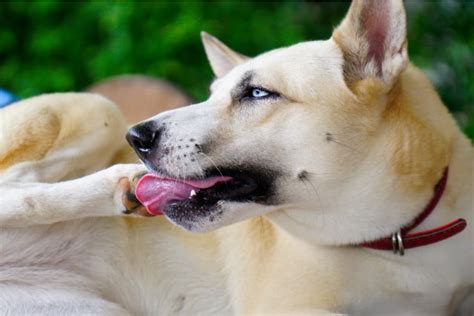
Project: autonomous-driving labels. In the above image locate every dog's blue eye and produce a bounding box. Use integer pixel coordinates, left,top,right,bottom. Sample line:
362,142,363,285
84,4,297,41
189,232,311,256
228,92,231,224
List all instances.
251,88,269,98
239,86,278,103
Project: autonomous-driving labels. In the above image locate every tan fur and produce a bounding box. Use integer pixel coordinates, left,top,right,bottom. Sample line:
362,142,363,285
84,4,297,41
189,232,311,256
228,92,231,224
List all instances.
369,66,453,192
217,217,345,313
0,93,127,177
386,68,454,196
0,107,60,170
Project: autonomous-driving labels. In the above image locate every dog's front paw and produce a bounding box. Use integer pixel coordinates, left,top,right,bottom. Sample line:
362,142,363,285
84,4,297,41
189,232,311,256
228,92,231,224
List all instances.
117,172,152,216
109,164,151,216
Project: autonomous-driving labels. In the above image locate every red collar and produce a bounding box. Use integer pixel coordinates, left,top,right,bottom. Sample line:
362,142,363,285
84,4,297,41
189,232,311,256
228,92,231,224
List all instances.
361,168,467,255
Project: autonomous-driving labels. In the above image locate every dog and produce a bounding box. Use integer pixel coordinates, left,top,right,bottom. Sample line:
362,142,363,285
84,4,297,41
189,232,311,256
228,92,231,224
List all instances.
0,0,472,314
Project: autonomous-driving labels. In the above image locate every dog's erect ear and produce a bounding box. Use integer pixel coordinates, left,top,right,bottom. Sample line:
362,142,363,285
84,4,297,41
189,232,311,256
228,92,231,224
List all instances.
332,0,408,86
201,32,249,77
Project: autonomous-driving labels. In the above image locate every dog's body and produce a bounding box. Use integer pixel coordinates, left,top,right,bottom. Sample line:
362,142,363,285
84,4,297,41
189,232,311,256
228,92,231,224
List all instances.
1,1,473,315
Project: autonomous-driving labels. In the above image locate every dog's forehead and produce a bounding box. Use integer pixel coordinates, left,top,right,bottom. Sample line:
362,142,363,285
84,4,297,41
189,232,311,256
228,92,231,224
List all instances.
254,40,341,68
212,39,346,99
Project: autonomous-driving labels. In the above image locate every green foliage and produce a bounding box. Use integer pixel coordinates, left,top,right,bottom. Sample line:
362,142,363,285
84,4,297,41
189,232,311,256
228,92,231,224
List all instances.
0,1,472,139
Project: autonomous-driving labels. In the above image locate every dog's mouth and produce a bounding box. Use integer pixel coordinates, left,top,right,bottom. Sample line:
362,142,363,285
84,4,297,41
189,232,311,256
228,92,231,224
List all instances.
135,168,271,217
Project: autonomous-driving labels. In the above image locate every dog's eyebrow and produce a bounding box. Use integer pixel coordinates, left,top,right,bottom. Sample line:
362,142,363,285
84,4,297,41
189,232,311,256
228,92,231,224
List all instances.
230,71,254,100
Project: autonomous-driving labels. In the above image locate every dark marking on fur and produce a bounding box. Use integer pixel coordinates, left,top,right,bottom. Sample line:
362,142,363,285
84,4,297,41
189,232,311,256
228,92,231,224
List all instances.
173,295,186,313
297,170,309,181
104,122,108,127
197,140,214,155
325,132,334,143
231,71,254,101
325,132,360,153
298,170,322,205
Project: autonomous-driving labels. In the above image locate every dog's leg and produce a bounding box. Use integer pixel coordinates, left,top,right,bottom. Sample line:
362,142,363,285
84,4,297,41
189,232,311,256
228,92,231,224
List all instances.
0,163,147,227
0,286,131,316
0,93,148,227
0,93,134,184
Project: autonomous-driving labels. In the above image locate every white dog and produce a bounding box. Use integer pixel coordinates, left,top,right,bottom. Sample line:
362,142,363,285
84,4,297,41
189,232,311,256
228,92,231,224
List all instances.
0,0,472,315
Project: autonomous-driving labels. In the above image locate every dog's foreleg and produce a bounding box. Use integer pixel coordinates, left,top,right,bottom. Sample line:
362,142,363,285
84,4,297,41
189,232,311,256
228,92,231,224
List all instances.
0,164,147,227
0,93,133,184
0,286,132,316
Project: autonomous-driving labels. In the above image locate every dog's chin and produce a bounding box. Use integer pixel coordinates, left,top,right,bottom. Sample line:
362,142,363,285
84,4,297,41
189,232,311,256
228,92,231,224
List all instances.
162,202,237,232
164,201,277,232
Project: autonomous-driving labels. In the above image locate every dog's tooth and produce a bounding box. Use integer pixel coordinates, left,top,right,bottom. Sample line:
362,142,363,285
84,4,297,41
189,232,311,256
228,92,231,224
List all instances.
190,190,197,198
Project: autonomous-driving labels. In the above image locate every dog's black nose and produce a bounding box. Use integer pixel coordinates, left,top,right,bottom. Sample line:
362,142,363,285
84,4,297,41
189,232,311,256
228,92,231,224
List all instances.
126,123,159,153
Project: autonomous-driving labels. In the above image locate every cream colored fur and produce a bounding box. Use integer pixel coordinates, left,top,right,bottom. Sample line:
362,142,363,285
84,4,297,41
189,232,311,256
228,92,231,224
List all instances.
0,0,473,315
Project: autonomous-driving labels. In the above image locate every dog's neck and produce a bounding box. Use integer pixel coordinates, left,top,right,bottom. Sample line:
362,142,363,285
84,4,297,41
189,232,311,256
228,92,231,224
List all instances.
361,167,467,255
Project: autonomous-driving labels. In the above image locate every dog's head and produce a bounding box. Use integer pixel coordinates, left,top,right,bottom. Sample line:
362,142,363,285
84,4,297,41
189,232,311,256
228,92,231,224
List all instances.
128,0,451,243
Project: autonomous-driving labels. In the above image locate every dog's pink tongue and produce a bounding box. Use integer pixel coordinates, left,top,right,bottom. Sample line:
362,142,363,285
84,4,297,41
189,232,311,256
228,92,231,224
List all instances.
135,174,232,216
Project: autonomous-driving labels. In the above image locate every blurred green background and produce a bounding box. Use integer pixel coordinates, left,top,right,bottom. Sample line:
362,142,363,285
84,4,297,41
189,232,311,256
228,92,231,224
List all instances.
0,1,472,139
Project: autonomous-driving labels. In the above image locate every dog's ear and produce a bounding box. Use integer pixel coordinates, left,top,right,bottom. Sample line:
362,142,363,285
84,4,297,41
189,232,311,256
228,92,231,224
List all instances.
201,32,249,77
332,0,408,87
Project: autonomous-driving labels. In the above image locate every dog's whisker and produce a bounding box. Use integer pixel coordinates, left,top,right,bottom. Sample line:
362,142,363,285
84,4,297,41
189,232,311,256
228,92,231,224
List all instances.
171,155,188,198
192,154,206,179
331,140,361,153
302,176,324,213
178,155,188,181
325,133,361,154
199,152,225,178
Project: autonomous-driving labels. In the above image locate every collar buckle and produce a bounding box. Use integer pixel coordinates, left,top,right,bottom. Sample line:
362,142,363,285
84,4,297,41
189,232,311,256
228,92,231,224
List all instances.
391,230,405,256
